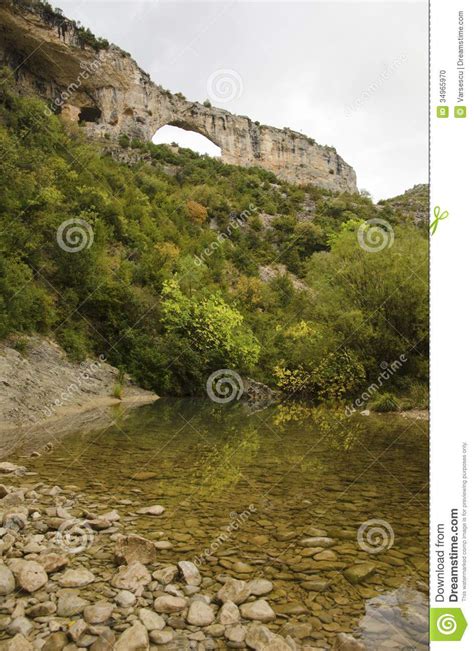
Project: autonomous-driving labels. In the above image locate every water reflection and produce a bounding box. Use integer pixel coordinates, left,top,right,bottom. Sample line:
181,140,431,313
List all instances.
17,398,428,648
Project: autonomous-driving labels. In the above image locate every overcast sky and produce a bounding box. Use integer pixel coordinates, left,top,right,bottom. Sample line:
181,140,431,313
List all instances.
58,1,428,200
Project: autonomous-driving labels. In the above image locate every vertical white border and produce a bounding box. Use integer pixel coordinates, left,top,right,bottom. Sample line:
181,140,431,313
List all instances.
431,0,473,646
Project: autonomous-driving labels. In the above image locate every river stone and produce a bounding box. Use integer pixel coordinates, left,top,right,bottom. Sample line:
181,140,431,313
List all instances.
129,471,158,481
300,537,335,548
115,621,149,650
115,534,156,565
139,608,165,631
153,595,187,614
178,560,201,586
57,590,89,617
37,552,68,574
111,561,151,592
136,505,165,516
248,579,273,596
343,562,376,585
26,601,56,618
246,624,292,651
280,622,313,639
152,565,178,585
233,561,253,574
90,628,116,651
102,509,120,522
335,632,366,650
114,590,136,608
217,578,251,605
240,599,276,623
17,561,48,593
0,565,15,595
301,579,329,592
69,619,88,643
149,628,173,645
218,601,240,625
58,567,95,587
84,602,114,624
0,634,33,651
225,624,247,644
0,462,26,475
6,617,33,637
186,601,215,627
314,550,337,561
40,632,69,651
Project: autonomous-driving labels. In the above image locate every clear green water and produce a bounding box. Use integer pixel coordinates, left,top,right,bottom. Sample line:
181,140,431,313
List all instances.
24,399,429,649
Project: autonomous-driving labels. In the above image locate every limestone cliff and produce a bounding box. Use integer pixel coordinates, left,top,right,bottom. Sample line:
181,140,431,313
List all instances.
0,0,357,192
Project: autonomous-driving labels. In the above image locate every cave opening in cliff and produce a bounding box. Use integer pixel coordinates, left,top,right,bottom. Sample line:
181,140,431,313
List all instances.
79,106,102,123
153,125,221,158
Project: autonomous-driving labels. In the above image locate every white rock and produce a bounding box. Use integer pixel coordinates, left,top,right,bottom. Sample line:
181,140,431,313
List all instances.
0,633,33,650
114,621,149,650
115,590,136,607
246,624,293,651
240,599,276,623
153,595,187,614
150,628,173,645
186,601,215,627
217,578,251,605
139,608,165,631
178,560,201,586
225,625,247,644
219,601,240,625
17,561,48,593
136,505,165,516
248,579,273,596
58,567,95,588
111,561,151,592
0,565,15,595
83,602,114,624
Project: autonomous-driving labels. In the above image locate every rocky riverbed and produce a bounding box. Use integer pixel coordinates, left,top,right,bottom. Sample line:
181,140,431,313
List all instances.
0,460,327,650
0,455,428,650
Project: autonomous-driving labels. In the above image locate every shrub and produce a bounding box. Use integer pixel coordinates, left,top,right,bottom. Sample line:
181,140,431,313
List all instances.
370,392,400,413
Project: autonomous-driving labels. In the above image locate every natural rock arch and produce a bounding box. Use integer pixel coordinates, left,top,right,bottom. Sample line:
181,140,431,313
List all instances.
0,0,357,193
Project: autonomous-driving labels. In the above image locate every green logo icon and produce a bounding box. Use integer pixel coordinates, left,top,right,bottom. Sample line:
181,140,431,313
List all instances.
437,106,449,118
455,105,467,118
430,206,449,235
430,608,467,641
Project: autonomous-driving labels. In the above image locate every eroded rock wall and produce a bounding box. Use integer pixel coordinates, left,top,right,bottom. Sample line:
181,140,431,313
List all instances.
0,0,357,192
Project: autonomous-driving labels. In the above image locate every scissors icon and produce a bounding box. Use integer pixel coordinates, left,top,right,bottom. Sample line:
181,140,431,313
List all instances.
430,206,449,235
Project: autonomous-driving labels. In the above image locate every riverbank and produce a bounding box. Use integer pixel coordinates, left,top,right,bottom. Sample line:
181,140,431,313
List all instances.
0,337,158,436
0,460,371,650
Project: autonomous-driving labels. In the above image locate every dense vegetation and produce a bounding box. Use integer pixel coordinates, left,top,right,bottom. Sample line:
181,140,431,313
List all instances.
0,72,428,406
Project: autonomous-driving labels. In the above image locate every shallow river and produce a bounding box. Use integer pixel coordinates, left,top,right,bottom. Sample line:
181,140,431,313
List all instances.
23,398,429,649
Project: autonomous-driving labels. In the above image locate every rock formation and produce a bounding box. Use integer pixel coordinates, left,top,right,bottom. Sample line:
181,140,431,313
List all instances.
0,0,357,192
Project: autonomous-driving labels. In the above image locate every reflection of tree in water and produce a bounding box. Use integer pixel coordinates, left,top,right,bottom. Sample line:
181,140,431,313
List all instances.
195,424,260,496
272,403,365,452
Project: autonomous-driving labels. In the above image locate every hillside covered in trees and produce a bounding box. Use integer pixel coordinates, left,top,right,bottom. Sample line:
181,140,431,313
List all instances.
0,72,428,407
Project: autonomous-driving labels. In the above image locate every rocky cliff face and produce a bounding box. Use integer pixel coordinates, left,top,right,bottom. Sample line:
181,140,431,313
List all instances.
0,0,357,192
